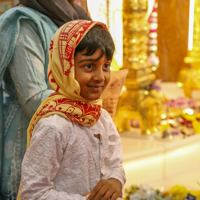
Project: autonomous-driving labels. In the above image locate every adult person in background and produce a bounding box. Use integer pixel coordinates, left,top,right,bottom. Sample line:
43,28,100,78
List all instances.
0,0,91,199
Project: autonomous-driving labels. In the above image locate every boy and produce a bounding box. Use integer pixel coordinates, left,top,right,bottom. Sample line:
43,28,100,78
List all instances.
20,20,126,200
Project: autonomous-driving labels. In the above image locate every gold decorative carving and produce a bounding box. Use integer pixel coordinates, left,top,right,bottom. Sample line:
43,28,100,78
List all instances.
178,0,200,97
114,0,166,135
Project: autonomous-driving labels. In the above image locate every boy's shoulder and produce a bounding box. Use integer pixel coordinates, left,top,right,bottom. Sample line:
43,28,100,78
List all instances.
31,114,72,146
101,107,111,118
36,114,72,131
99,108,119,134
100,108,114,125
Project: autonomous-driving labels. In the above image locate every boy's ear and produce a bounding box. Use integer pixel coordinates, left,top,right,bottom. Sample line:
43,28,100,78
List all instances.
101,69,129,119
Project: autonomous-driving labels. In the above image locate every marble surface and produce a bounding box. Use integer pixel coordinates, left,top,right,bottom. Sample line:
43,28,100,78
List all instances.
120,82,200,193
121,134,200,192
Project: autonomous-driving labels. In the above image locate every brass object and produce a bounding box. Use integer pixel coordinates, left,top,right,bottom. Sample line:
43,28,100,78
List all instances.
114,0,166,135
178,0,200,97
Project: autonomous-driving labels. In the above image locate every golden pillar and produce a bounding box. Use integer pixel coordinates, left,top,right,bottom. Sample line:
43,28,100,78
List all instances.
178,0,200,97
114,0,166,135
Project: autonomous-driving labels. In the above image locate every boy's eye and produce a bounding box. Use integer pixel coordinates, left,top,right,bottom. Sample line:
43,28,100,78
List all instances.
84,64,93,69
103,63,110,69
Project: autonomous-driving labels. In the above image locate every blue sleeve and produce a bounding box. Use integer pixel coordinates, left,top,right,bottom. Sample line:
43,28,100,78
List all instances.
8,18,54,118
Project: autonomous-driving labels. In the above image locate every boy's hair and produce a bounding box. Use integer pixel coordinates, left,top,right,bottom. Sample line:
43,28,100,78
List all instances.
74,24,115,60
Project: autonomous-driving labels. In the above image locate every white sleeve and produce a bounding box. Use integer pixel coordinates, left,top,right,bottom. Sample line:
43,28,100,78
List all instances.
103,110,126,188
20,118,86,200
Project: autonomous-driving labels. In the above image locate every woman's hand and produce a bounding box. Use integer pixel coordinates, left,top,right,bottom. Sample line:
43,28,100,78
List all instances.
87,178,122,200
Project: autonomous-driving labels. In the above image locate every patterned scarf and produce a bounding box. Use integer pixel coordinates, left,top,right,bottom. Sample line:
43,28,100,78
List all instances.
26,20,109,147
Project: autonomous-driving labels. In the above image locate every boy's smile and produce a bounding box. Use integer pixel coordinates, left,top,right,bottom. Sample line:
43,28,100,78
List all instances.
74,48,111,100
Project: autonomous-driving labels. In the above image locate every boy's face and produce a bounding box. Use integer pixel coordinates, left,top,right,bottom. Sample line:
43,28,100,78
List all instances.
74,48,111,100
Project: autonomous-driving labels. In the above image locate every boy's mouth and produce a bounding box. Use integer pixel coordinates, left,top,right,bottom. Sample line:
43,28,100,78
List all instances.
88,85,104,92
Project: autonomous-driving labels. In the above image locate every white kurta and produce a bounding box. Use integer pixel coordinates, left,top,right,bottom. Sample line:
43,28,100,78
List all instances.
21,108,126,200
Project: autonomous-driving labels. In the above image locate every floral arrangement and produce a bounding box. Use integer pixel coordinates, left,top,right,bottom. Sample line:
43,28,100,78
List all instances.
124,185,171,200
124,185,200,200
167,185,200,200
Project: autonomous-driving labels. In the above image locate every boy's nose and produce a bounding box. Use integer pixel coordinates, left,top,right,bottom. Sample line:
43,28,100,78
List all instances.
93,69,105,82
